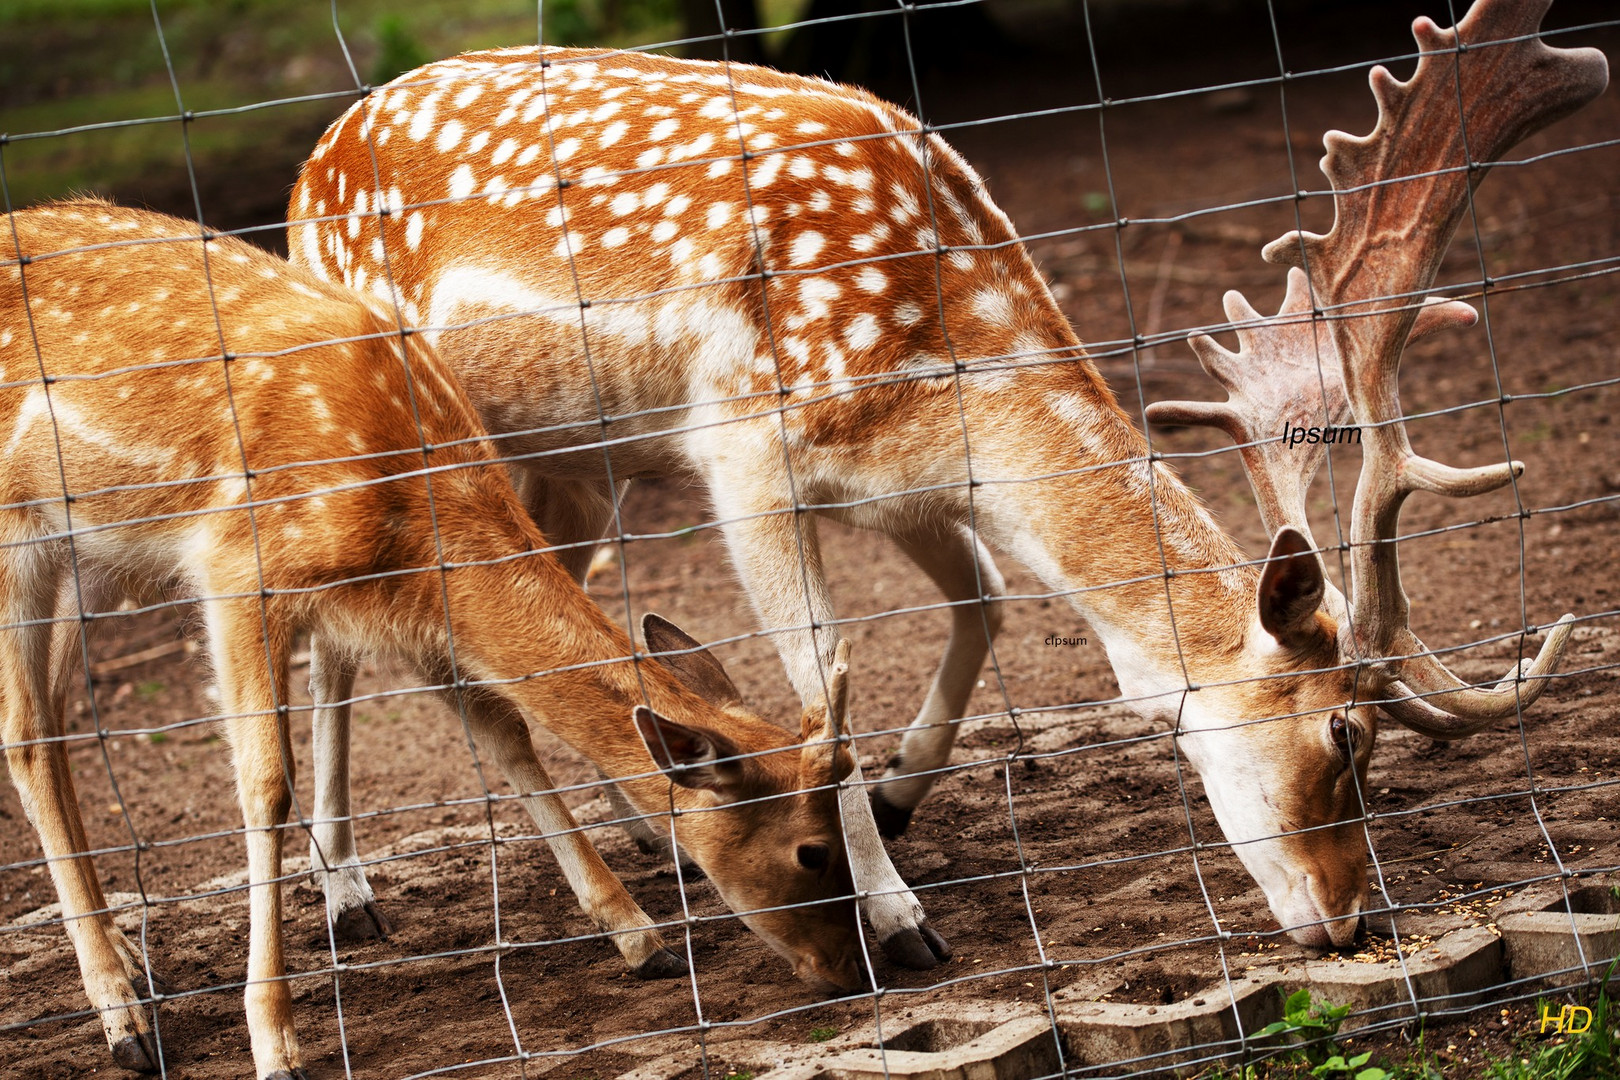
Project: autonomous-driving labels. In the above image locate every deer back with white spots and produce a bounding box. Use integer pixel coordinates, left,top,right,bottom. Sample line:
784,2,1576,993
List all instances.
2,201,866,1080
289,0,1597,961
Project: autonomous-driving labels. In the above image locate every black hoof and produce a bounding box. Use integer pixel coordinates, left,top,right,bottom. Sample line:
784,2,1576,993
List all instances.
265,1070,310,1080
632,947,689,980
870,789,915,839
333,900,393,941
879,921,952,970
633,833,665,856
111,1031,160,1073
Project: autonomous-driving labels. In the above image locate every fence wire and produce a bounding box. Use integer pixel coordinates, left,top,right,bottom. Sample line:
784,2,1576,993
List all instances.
1,1,1617,1079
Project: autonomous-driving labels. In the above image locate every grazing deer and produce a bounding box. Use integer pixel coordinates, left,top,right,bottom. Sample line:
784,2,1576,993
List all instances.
288,0,1598,957
0,201,865,1080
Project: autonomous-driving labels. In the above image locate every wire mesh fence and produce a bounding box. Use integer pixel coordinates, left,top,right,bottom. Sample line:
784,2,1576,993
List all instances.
1,1,1617,1078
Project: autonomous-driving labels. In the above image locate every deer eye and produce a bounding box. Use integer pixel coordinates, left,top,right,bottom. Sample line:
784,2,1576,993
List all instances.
796,842,830,872
1329,712,1357,763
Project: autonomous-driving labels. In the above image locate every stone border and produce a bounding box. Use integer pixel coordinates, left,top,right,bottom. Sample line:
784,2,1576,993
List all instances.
671,873,1619,1080
6,831,1612,1079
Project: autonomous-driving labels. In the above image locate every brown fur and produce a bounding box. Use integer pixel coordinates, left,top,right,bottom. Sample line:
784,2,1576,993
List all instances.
0,200,862,1079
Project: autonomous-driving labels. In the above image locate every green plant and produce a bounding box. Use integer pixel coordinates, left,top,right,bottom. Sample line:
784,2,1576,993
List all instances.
135,680,165,701
1487,972,1615,1080
1311,1050,1388,1080
808,1026,838,1042
1258,989,1352,1064
1255,990,1386,1079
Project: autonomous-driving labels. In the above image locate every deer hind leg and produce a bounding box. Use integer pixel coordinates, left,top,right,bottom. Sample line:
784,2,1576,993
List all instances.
306,641,390,941
206,597,304,1080
707,483,951,970
517,473,630,586
1,552,161,1072
434,672,686,978
871,525,1006,837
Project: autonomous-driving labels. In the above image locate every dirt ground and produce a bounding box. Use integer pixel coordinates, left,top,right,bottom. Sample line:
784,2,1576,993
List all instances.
2,7,1618,1079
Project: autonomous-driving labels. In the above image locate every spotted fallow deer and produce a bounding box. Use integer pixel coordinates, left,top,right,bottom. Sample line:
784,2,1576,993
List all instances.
288,0,1599,958
1,201,866,1080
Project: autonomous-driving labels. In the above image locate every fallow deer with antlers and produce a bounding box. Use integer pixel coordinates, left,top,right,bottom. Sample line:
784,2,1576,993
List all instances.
288,0,1600,959
0,201,866,1080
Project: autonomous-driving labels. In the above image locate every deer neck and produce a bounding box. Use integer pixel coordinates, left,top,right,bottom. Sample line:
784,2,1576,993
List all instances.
964,368,1259,704
429,543,781,814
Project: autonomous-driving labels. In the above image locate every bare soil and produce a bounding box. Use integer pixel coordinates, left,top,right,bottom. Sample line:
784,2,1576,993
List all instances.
3,8,1617,1079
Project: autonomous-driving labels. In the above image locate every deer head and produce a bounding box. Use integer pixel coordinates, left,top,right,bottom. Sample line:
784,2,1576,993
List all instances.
635,617,862,991
1148,0,1601,945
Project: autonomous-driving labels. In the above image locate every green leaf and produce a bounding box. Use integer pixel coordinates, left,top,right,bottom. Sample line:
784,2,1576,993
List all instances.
1347,1051,1372,1068
1353,1069,1388,1080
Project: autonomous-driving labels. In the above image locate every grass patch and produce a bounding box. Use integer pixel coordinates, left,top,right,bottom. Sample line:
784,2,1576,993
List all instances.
1200,975,1619,1079
808,1025,839,1042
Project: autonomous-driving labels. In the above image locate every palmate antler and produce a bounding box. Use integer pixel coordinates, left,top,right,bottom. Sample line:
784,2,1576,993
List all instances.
1151,0,1605,736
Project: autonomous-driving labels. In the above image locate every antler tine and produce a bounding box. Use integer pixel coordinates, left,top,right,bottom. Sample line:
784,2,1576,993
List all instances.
1149,268,1344,550
1256,0,1602,727
1147,267,1476,558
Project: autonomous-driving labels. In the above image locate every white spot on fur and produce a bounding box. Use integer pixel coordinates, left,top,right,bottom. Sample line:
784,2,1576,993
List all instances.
436,120,465,152
843,313,881,351
448,165,476,200
797,277,840,320
789,231,825,266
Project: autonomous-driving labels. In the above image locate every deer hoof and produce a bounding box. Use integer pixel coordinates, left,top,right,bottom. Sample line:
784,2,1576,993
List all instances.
111,1031,160,1073
333,900,393,941
879,920,951,969
869,789,914,839
264,1070,310,1080
632,947,688,980
132,965,174,999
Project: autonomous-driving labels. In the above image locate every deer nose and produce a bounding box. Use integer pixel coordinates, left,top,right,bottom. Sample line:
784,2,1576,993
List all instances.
1285,879,1364,949
795,952,868,996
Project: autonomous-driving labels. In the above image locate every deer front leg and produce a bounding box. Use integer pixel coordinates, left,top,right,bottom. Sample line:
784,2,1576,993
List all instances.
708,485,951,969
444,677,686,979
2,568,159,1072
209,600,304,1080
306,642,391,940
870,525,1005,837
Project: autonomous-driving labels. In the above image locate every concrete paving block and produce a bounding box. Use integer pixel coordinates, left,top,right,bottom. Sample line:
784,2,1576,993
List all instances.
761,1016,1059,1080
1499,910,1620,986
1302,927,1504,1029
1055,977,1277,1071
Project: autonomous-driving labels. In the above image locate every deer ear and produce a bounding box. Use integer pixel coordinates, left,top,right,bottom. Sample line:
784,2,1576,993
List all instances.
633,706,745,795
1257,528,1326,646
642,613,745,709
